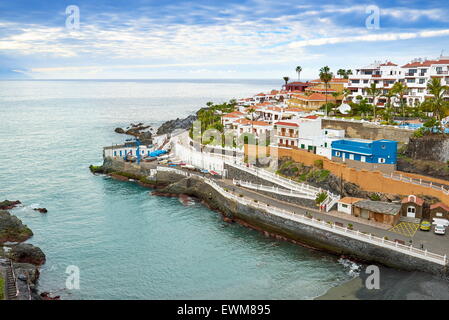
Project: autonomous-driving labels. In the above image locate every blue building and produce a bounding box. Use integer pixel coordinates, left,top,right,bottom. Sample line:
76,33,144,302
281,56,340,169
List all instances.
331,139,397,173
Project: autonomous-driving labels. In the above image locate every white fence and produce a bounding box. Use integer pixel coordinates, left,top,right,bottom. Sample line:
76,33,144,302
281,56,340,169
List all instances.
225,161,340,211
384,172,449,196
233,179,316,200
322,116,416,131
157,166,447,266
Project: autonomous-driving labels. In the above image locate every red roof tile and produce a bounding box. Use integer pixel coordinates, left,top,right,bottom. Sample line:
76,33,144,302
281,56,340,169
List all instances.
401,195,424,206
430,202,449,212
275,121,299,127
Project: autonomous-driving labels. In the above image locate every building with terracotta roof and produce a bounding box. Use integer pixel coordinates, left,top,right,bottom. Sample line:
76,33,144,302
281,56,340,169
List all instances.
337,197,363,215
429,202,449,225
283,81,310,92
400,195,425,221
287,92,336,110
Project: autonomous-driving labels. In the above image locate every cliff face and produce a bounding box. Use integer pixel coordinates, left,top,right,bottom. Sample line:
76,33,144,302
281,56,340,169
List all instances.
405,135,449,163
274,158,400,202
0,210,33,243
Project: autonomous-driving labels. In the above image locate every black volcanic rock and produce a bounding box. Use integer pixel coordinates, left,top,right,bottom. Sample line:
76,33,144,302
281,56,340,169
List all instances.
0,210,33,243
156,114,197,135
0,200,21,210
7,243,46,266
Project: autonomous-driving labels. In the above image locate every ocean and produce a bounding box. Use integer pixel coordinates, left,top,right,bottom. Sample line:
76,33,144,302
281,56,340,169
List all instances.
0,79,355,299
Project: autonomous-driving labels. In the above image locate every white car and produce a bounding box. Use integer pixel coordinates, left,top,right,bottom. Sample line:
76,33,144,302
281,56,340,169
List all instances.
434,225,446,235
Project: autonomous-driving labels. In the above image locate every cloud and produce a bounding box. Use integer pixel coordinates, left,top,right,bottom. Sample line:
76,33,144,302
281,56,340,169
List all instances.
288,29,449,48
0,0,448,78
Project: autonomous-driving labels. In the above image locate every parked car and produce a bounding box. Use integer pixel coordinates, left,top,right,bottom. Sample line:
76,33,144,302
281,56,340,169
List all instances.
420,220,432,231
434,224,446,235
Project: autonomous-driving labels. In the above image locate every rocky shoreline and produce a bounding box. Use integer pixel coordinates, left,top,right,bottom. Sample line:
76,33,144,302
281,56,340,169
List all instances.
0,200,51,300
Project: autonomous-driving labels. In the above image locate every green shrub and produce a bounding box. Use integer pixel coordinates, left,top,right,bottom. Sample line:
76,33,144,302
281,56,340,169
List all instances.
315,192,328,205
0,275,4,300
369,193,381,201
314,159,324,169
348,223,353,230
89,165,104,174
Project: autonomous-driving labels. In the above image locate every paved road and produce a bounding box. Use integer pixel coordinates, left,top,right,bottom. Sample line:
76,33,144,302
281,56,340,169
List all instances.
161,161,449,258
214,177,449,257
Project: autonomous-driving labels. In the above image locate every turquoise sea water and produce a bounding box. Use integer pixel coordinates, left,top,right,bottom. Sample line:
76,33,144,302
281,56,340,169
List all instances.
0,79,353,299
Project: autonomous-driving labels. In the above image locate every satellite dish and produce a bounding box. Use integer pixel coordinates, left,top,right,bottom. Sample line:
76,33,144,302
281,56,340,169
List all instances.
338,103,351,115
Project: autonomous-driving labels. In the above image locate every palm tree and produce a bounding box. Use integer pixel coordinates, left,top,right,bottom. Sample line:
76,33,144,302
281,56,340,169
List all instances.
426,78,449,133
295,66,302,81
337,69,346,78
382,89,396,123
319,66,333,116
346,70,353,78
283,76,290,88
246,107,256,136
365,83,381,121
391,82,408,118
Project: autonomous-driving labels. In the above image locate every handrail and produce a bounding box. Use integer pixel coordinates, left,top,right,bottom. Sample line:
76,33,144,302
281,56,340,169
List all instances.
233,179,316,200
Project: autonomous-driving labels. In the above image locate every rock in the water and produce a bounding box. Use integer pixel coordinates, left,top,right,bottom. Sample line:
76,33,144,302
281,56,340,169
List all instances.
115,123,153,144
7,243,46,266
156,114,197,135
0,210,33,243
33,208,48,213
0,200,21,210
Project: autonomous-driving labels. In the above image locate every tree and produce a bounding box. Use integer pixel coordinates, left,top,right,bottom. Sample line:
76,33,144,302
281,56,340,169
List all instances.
391,82,408,118
283,76,290,87
365,83,381,121
342,88,351,103
295,66,302,81
319,66,333,116
381,89,396,123
246,107,256,135
426,78,449,133
337,69,352,79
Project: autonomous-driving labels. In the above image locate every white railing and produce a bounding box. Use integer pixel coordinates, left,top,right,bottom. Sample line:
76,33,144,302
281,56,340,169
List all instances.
322,116,416,131
233,179,316,200
156,166,447,266
384,172,449,196
226,161,340,211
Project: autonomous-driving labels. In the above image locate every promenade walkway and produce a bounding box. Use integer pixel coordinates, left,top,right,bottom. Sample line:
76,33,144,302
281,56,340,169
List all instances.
158,165,449,259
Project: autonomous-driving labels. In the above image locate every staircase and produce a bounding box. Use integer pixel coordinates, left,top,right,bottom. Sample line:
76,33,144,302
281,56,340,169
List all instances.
5,261,18,300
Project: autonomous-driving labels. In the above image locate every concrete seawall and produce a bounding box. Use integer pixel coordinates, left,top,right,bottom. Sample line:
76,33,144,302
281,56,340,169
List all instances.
102,158,449,278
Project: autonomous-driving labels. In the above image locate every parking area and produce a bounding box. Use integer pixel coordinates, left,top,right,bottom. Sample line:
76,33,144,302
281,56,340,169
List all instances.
389,222,419,237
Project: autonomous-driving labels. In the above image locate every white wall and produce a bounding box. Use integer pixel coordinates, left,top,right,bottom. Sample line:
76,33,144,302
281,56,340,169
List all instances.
173,143,225,174
337,202,352,215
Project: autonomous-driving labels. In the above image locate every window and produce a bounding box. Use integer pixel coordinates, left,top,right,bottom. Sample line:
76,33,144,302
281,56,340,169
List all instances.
341,204,348,208
407,206,416,214
378,158,386,163
363,80,368,83
349,154,354,160
301,144,305,149
114,151,117,156
381,144,386,149
361,156,366,162
335,151,341,157
436,212,443,217
324,142,328,148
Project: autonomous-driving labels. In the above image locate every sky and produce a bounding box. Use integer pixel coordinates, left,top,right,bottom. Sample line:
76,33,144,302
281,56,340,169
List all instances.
0,0,448,79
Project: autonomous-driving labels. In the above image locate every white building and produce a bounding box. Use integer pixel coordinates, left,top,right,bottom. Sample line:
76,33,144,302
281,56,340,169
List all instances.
337,197,363,215
345,55,449,107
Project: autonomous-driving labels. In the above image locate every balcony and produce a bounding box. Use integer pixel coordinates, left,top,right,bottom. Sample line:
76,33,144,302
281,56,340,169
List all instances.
277,132,298,138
